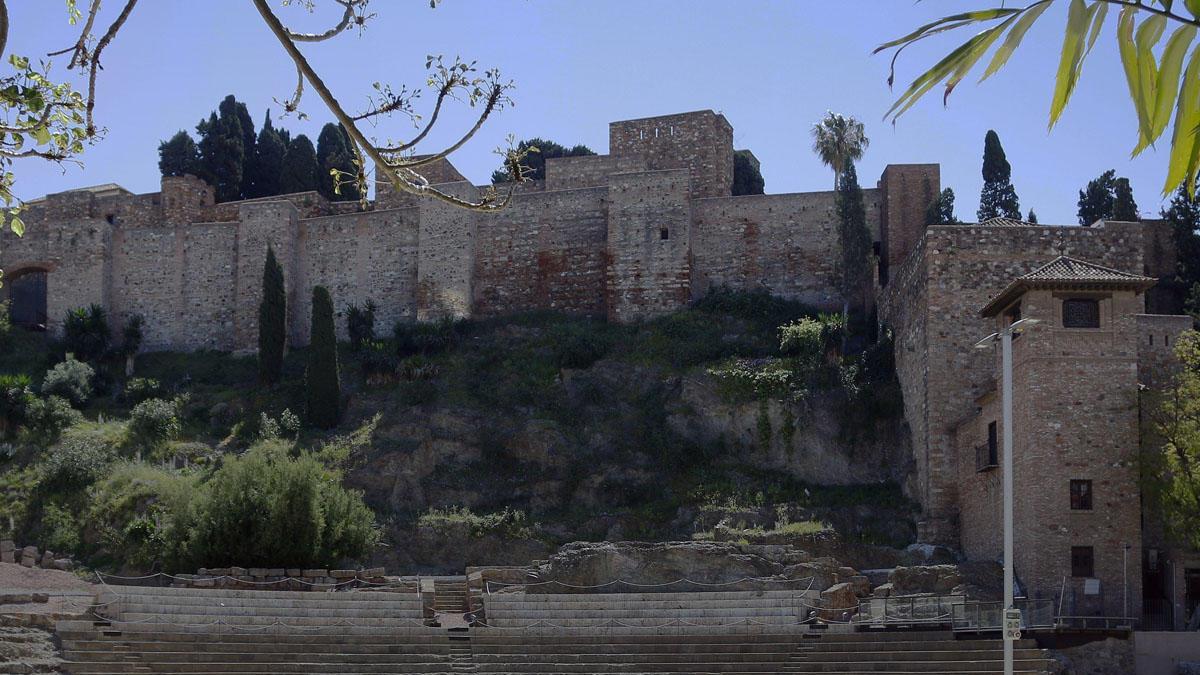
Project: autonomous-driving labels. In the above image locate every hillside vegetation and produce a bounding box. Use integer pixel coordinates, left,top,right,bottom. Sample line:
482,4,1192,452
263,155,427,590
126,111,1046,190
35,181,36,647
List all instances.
0,290,915,573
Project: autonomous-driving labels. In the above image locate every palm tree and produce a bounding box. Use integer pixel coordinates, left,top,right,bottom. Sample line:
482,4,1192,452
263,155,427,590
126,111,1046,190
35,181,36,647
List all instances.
811,112,869,190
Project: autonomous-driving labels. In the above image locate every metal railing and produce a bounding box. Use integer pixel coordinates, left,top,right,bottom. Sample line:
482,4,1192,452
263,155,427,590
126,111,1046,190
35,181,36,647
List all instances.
952,598,1055,631
854,595,964,626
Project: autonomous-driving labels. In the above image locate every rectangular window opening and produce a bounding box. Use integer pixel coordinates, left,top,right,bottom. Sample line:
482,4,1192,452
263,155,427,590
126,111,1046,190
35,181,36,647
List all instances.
659,228,669,241
1071,546,1095,578
1063,298,1101,328
1070,479,1093,510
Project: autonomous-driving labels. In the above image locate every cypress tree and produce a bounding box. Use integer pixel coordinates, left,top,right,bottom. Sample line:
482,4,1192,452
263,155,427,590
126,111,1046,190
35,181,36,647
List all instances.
835,162,872,318
732,150,765,196
280,134,319,194
258,246,286,385
158,131,200,177
196,104,244,203
248,111,286,198
316,123,359,201
977,130,1021,221
925,187,959,225
1027,209,1039,224
306,286,341,429
223,95,256,198
1113,177,1139,221
1162,181,1200,316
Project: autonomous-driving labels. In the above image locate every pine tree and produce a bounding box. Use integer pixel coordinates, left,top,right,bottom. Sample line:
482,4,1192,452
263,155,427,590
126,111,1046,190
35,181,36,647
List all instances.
196,103,245,203
316,123,359,201
158,131,200,177
925,187,959,225
1162,181,1200,316
1113,177,1139,221
977,130,1020,221
836,162,872,318
1077,169,1117,226
490,138,597,183
258,246,286,385
280,134,319,194
1026,209,1039,224
306,286,341,429
247,111,286,198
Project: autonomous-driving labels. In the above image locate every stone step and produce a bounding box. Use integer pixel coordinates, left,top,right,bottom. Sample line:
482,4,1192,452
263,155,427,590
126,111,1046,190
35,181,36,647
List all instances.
800,639,1042,652
101,595,421,611
57,621,447,637
113,603,424,619
64,665,455,675
62,640,453,654
485,607,806,617
470,653,795,663
64,651,452,664
482,618,805,627
99,587,417,601
486,590,812,602
112,613,429,627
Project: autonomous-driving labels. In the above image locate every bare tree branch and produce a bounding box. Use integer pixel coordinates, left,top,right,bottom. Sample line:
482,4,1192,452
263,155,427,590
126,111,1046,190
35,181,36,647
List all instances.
82,0,137,136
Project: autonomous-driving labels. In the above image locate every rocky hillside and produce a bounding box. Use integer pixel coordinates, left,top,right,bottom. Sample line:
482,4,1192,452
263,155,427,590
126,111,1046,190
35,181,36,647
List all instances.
1,290,916,573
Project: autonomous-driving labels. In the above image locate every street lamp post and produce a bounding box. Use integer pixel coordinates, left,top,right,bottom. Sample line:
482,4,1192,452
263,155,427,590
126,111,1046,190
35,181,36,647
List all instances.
975,318,1039,675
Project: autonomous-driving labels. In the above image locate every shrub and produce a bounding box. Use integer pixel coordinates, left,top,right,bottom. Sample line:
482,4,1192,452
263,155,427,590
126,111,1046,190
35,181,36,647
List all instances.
41,502,82,554
707,358,804,402
394,318,462,356
88,462,198,568
306,286,342,429
121,314,144,356
41,355,95,406
417,506,536,540
124,377,163,405
127,398,181,452
0,374,33,436
184,441,378,568
63,304,110,362
22,396,82,446
360,340,398,383
258,246,286,385
258,408,300,441
346,301,376,351
38,428,118,492
0,300,12,350
551,323,612,370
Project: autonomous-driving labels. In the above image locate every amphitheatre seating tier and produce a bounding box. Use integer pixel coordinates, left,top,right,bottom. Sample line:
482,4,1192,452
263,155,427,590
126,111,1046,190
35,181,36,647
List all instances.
481,588,818,627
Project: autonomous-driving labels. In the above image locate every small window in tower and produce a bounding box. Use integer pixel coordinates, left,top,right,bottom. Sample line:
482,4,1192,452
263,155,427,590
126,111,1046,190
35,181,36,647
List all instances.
1063,298,1101,328
1166,334,1171,346
660,228,669,241
987,421,998,466
1070,479,1093,510
1071,546,1095,578
105,213,115,225
1150,334,1155,346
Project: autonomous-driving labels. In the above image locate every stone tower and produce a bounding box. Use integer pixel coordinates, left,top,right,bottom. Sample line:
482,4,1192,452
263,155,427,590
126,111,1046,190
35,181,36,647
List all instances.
979,256,1154,617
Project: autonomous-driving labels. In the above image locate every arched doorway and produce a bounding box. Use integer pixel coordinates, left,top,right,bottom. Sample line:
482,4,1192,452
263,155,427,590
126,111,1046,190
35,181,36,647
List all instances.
5,268,48,330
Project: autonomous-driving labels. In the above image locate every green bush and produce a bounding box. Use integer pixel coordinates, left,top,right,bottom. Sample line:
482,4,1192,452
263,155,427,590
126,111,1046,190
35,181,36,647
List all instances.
550,322,613,369
63,304,110,362
38,427,118,492
306,286,342,429
22,396,82,447
183,441,378,568
360,341,398,383
127,398,182,452
0,300,12,351
0,374,33,436
124,377,163,405
394,318,462,356
40,502,82,553
41,355,95,406
417,506,537,540
88,463,197,569
121,315,144,357
346,301,376,351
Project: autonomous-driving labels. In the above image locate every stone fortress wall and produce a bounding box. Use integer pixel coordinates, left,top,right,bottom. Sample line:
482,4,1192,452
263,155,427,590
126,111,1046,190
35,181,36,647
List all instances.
0,110,921,352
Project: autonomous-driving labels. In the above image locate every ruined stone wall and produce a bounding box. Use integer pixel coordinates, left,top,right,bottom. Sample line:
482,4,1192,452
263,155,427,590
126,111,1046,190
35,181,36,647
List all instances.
416,182,480,322
1136,314,1193,389
954,390,1002,563
473,187,609,317
609,111,733,198
878,164,939,286
0,193,113,336
298,207,421,345
544,154,647,191
690,189,880,309
1009,287,1144,617
879,221,1147,545
605,169,692,322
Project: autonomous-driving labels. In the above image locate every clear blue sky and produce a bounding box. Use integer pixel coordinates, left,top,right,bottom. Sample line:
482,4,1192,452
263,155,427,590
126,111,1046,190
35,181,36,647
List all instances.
8,1,1177,224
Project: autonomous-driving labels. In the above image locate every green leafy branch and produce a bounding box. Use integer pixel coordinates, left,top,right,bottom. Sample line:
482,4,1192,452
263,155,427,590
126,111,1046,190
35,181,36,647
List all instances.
878,0,1200,195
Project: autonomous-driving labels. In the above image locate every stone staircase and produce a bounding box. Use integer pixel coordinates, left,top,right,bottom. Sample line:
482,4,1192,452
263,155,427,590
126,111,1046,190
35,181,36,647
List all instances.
435,578,470,617
56,585,455,674
783,630,1059,673
481,589,820,627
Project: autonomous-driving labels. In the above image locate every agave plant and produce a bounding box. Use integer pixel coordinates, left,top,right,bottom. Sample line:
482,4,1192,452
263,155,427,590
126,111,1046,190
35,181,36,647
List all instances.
877,0,1200,195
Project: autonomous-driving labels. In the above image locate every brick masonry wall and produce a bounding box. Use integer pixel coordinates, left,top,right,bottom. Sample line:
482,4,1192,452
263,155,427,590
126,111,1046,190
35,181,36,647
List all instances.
609,111,733,199
879,221,1147,545
605,169,693,322
690,189,881,310
1136,313,1193,389
878,164,939,285
473,187,609,317
544,154,647,191
416,182,480,322
1009,288,1144,617
954,390,1002,563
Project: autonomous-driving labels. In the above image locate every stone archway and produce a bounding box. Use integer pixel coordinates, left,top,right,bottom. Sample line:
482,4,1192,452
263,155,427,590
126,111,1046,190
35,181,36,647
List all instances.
5,268,48,329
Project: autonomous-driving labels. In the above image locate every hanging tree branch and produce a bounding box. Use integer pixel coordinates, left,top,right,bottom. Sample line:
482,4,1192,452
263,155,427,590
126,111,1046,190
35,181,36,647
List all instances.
251,0,529,211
